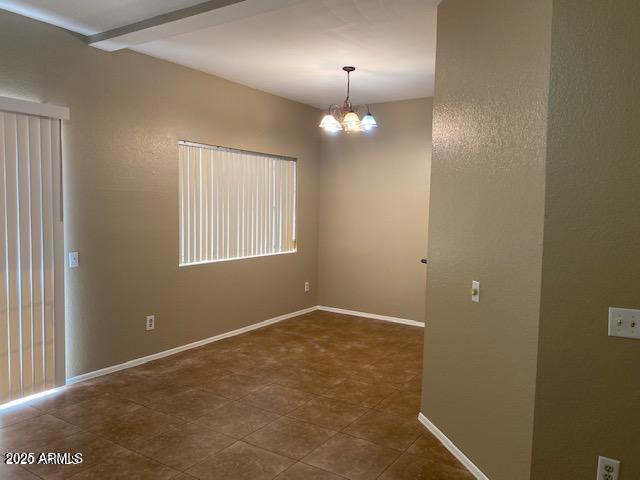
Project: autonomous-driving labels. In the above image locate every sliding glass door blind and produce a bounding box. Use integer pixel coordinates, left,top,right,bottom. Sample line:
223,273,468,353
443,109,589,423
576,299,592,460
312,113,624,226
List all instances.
0,111,61,403
179,141,297,266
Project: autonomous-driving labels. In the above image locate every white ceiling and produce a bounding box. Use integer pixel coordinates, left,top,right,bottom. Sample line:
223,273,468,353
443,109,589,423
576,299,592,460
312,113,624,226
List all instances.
0,0,439,108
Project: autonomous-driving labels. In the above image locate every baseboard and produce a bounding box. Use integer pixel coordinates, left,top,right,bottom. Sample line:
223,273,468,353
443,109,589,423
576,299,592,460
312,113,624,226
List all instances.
66,306,317,385
418,413,490,480
67,304,423,385
317,305,425,327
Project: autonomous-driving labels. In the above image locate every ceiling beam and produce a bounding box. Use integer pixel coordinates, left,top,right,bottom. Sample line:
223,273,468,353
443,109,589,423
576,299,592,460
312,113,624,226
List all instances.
87,0,305,51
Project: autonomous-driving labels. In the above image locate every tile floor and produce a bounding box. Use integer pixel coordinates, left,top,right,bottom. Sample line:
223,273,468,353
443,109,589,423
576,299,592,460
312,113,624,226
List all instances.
0,311,474,479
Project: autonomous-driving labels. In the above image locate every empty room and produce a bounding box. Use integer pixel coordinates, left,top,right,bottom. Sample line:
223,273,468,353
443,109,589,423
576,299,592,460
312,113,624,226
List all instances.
0,1,638,479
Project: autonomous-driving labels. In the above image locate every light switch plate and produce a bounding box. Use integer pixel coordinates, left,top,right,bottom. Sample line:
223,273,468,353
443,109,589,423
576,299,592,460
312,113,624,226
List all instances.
471,280,480,303
608,307,640,339
68,252,79,268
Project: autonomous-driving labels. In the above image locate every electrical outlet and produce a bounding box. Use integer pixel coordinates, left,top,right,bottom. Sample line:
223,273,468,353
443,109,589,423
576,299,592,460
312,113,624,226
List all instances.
304,281,310,293
471,280,480,303
146,315,155,331
597,456,620,480
68,252,79,268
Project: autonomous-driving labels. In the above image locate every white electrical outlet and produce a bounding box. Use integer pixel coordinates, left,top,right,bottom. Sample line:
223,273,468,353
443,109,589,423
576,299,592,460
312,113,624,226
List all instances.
471,280,480,303
146,315,155,331
597,456,620,480
608,307,640,339
304,281,310,293
68,252,79,268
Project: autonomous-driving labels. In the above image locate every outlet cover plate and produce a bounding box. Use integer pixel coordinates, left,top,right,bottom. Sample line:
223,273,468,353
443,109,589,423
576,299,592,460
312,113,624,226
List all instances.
68,252,79,268
597,456,620,480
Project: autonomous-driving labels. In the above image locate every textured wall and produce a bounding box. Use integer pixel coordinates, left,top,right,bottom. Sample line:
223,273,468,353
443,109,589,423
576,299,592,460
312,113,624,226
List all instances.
531,1,640,478
421,1,552,478
0,10,321,378
318,99,431,322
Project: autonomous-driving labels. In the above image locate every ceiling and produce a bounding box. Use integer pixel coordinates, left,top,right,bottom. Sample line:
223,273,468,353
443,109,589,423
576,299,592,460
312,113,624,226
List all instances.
0,0,439,108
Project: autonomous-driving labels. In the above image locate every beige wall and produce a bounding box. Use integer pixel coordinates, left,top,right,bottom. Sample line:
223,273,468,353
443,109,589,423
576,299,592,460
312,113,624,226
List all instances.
426,1,640,479
531,1,640,478
318,99,431,322
0,10,321,378
421,1,552,479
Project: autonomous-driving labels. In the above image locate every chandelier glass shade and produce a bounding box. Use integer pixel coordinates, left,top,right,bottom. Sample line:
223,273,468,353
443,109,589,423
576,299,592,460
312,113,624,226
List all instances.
342,111,362,133
360,108,378,132
319,113,342,132
319,66,378,134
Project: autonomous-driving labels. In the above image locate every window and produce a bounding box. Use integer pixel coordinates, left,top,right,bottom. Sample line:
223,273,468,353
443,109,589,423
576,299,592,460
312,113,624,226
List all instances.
178,141,297,266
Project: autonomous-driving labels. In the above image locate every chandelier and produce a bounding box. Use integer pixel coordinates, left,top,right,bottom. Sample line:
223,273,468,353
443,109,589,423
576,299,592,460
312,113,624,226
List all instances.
319,66,378,134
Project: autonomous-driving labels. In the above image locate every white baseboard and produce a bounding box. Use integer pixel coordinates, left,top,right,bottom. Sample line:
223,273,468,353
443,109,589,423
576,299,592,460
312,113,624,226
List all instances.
66,306,317,385
418,413,490,480
3,304,422,410
67,304,423,385
317,305,425,328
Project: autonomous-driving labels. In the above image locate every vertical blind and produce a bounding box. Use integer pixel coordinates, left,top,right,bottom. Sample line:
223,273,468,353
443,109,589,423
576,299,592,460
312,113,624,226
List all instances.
0,112,59,403
179,141,297,266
